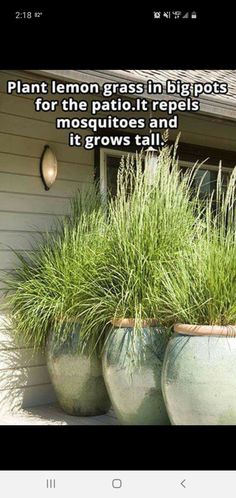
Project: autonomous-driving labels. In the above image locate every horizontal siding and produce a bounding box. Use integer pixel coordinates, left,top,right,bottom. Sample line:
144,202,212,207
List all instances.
0,113,88,146
0,172,84,197
0,232,46,250
0,133,93,164
0,365,50,391
0,251,35,270
0,89,95,122
0,192,72,214
0,212,61,231
22,384,56,408
0,152,94,181
0,320,32,350
0,69,93,413
0,384,56,413
0,348,46,369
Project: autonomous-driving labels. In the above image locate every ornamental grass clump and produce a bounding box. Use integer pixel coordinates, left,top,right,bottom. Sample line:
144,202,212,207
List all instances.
3,184,108,349
79,139,202,354
158,163,236,327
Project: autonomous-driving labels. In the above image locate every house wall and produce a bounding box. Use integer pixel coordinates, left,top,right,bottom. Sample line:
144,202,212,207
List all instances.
0,70,94,413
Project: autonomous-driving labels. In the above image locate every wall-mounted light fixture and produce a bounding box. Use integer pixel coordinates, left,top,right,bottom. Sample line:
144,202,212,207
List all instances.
40,145,58,191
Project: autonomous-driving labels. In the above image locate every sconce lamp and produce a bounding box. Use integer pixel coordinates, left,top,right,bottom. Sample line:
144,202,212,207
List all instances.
144,146,158,184
40,145,58,190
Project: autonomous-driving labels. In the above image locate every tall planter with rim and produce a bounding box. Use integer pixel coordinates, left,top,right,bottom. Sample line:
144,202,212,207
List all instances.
46,321,110,416
4,186,111,416
102,318,169,425
161,167,236,425
80,142,200,425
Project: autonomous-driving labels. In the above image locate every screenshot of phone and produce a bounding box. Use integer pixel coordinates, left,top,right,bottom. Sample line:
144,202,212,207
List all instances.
0,4,235,496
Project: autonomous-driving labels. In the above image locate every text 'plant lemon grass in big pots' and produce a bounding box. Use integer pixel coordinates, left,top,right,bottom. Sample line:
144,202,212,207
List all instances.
3,185,111,416
161,165,236,425
80,140,201,425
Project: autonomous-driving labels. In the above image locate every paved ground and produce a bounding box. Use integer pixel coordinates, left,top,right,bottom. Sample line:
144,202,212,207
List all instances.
0,403,119,425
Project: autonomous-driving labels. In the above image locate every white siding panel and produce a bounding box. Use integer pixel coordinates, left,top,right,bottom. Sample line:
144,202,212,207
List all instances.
0,365,50,391
0,212,61,231
0,91,94,122
0,172,82,197
0,113,87,145
0,232,46,250
0,384,56,414
0,250,34,270
0,133,93,164
0,317,32,350
0,348,46,369
0,152,94,181
0,192,71,215
21,384,56,408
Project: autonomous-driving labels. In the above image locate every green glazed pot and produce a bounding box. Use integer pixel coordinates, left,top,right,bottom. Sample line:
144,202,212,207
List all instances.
46,323,111,416
102,320,170,425
162,323,236,425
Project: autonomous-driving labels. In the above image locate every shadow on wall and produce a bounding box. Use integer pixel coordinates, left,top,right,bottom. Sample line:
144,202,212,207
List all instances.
0,315,56,415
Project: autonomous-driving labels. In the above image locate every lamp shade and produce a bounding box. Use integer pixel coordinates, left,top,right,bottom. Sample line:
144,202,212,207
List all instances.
40,145,58,190
144,146,158,184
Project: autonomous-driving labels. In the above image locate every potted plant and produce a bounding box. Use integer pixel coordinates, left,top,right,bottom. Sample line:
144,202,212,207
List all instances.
3,185,111,416
80,142,200,425
161,166,236,424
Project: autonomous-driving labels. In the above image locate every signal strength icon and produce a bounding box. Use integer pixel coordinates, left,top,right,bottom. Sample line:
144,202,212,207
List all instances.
182,12,189,18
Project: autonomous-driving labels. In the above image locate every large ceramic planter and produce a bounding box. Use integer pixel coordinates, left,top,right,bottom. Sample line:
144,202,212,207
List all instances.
102,319,170,425
46,323,111,416
162,323,236,425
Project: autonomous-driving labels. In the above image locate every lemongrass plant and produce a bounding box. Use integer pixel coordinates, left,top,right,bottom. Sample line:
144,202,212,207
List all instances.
158,163,236,327
2,184,109,349
78,139,203,356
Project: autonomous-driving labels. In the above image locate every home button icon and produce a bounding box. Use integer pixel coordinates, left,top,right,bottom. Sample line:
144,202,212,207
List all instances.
112,478,122,489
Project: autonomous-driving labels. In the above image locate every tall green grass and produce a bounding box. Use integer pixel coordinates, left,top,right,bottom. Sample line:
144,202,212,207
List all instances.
3,184,109,349
158,164,236,326
78,140,202,355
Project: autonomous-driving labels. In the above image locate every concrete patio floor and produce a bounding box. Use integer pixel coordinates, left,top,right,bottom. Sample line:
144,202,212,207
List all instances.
0,403,119,425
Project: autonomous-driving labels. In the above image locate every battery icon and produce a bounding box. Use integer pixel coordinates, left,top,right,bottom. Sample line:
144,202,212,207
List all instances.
191,11,197,18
